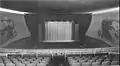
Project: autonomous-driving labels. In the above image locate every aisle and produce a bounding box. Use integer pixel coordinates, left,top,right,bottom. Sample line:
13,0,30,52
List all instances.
48,56,69,66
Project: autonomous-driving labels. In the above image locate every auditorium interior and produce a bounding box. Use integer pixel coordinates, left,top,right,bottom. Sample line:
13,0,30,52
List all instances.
0,0,119,66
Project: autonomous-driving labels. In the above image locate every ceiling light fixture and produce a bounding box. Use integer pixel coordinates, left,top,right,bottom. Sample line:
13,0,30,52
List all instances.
0,7,32,14
88,7,119,14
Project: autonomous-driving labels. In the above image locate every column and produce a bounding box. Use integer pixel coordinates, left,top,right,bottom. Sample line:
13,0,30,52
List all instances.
45,22,48,40
75,24,79,41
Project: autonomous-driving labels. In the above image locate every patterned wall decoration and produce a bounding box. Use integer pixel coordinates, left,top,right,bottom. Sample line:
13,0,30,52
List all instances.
0,16,17,45
0,12,30,47
98,19,119,45
86,11,119,46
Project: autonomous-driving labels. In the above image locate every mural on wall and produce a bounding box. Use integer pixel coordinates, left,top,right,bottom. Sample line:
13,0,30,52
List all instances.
98,19,119,45
86,11,119,46
0,12,30,47
0,16,17,45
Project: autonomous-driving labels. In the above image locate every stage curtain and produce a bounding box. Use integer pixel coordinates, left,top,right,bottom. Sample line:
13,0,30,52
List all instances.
45,21,73,42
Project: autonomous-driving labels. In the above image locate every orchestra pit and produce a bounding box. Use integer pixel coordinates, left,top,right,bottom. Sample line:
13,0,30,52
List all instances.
0,0,119,66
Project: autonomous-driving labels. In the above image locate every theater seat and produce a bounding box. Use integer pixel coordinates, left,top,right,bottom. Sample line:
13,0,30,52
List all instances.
0,53,119,66
82,62,92,66
92,61,101,66
15,63,25,66
0,63,4,66
0,55,50,66
101,61,111,66
111,61,119,65
67,54,119,66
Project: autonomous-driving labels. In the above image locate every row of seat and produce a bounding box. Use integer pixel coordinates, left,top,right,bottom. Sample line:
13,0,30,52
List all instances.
0,54,119,66
67,55,119,66
0,56,50,66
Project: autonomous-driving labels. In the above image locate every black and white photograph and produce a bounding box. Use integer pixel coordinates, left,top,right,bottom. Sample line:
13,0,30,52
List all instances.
0,0,119,66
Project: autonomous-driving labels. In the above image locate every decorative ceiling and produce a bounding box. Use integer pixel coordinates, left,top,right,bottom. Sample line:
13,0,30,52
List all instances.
0,0,119,13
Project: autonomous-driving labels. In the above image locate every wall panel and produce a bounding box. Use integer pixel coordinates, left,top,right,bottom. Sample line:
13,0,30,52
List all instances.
86,11,119,46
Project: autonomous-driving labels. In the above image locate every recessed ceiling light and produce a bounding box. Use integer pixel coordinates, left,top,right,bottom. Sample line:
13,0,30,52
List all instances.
0,7,32,14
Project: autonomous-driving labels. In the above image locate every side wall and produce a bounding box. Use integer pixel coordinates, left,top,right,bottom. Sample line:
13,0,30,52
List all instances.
0,12,30,48
86,11,119,46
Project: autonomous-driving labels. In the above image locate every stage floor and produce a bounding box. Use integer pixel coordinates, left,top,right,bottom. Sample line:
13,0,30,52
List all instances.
2,37,110,49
